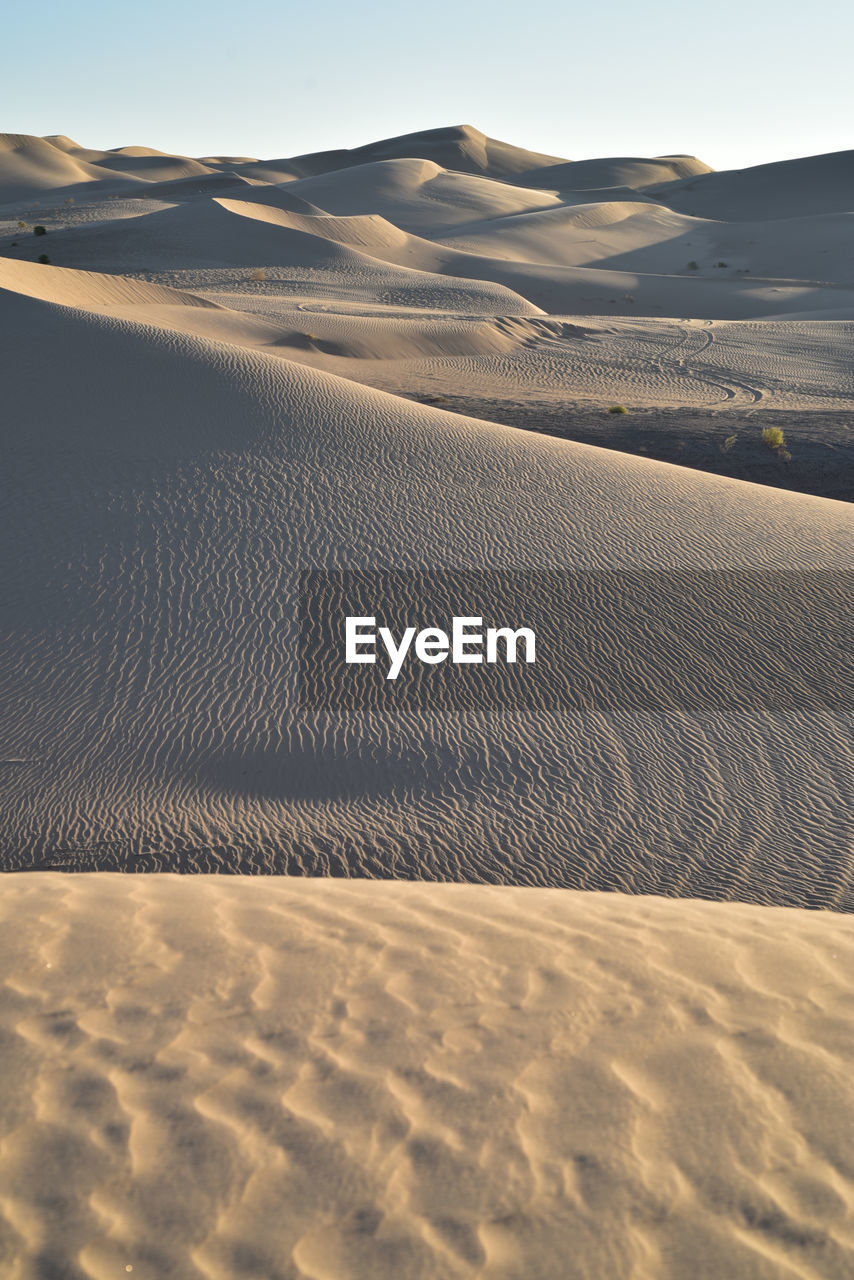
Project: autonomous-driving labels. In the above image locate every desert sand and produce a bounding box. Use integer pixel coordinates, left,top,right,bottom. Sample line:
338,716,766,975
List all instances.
2,874,854,1279
1,125,853,1276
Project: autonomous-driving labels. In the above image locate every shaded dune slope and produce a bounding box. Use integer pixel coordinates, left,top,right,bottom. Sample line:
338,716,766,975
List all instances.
284,122,569,180
647,149,854,220
515,154,713,191
282,159,565,234
1,278,853,900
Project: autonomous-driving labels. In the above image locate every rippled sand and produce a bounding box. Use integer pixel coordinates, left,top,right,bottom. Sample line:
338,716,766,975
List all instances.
1,874,853,1279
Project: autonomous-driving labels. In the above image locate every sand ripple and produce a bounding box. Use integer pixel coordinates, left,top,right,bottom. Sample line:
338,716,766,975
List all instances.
0,875,852,1278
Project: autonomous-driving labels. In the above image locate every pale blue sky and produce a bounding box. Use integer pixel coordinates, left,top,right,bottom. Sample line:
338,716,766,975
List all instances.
3,0,851,171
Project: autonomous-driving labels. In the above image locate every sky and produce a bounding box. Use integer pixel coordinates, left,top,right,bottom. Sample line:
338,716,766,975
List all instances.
2,0,851,171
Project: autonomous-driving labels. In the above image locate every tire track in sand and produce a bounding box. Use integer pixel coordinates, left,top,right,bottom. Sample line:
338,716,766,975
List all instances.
653,321,764,407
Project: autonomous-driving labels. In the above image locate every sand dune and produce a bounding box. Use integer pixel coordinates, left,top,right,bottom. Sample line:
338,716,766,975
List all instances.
1,121,853,1280
0,256,546,356
13,198,539,313
0,134,117,201
1,269,853,896
23,193,854,323
2,133,853,905
0,135,225,201
286,122,568,180
0,134,290,203
1,874,853,1279
5,253,848,415
207,183,327,215
90,151,217,182
515,154,713,191
649,149,854,220
42,133,108,159
3,126,852,321
271,310,854,412
440,200,854,286
0,256,219,310
283,159,565,235
0,132,852,884
133,172,274,202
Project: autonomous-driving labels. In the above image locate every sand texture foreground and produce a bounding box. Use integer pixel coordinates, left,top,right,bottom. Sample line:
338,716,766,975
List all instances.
0,874,852,1279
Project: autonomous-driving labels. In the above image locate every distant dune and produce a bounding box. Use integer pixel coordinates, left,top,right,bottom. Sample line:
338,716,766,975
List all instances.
648,149,854,220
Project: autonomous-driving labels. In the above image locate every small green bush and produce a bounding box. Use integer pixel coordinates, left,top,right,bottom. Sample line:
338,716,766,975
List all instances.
715,261,728,268
761,427,785,450
722,434,737,452
37,253,50,264
687,260,698,270
33,225,47,236
607,404,628,414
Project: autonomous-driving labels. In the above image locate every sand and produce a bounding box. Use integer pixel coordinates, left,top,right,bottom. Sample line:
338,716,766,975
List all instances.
1,874,853,1280
1,124,853,1276
2,246,852,892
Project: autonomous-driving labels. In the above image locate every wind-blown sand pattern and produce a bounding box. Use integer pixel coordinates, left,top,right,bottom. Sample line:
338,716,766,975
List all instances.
1,874,853,1280
1,246,852,892
1,125,853,1275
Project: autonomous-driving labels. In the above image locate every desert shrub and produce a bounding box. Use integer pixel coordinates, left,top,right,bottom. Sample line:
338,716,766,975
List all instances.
17,220,27,230
778,448,792,462
249,267,266,281
607,404,628,414
37,253,50,264
722,434,737,452
65,197,75,206
687,260,698,270
716,261,728,268
33,225,47,236
761,427,785,450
